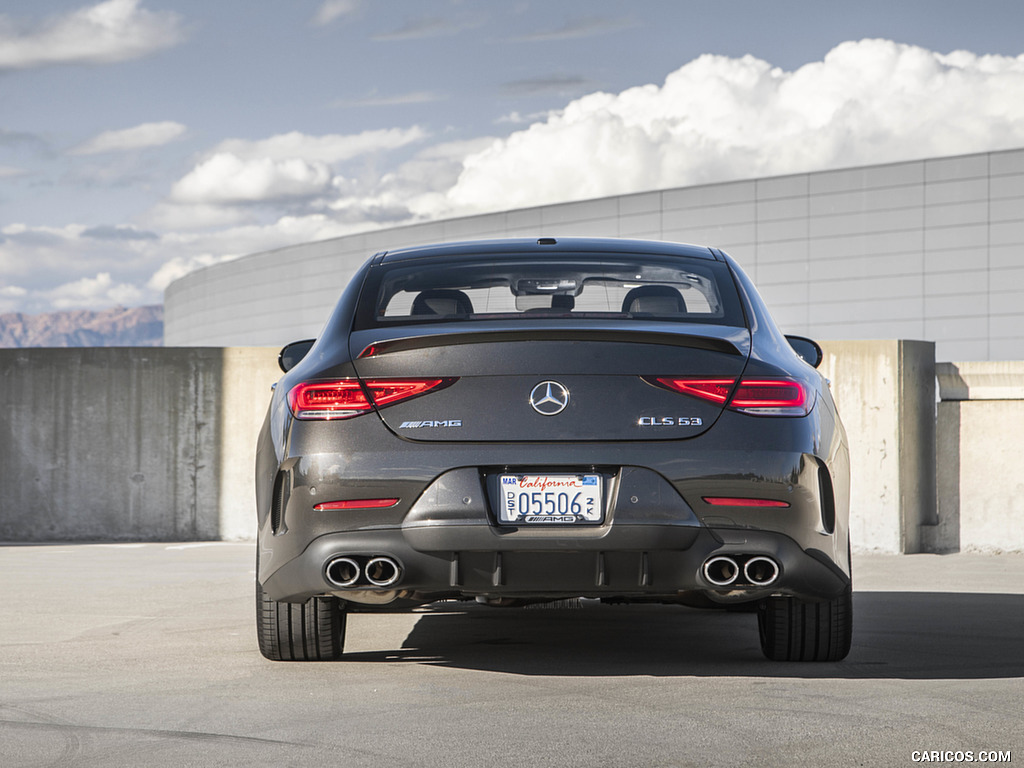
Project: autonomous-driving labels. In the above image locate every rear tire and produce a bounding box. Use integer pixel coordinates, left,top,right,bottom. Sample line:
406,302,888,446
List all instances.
757,584,852,662
256,577,347,661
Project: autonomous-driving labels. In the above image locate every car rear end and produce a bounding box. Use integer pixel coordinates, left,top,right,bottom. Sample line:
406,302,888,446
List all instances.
255,238,851,661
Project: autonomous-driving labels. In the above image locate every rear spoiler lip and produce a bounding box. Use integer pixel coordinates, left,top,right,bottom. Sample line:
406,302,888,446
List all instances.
356,327,747,359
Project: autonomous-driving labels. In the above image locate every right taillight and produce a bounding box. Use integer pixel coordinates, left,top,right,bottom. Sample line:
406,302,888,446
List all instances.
652,376,813,416
728,379,810,415
288,378,455,420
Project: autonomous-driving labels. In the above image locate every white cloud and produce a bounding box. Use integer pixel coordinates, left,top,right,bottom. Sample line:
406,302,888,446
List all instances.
312,0,358,27
446,39,1024,212
142,201,253,232
146,253,230,292
45,272,144,309
169,154,333,205
0,284,29,314
331,137,496,222
0,0,185,70
0,166,28,178
162,127,427,212
70,121,187,156
0,223,162,312
213,127,426,164
0,215,360,313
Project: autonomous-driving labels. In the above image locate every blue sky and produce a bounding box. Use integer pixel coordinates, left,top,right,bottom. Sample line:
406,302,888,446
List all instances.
2,0,1024,314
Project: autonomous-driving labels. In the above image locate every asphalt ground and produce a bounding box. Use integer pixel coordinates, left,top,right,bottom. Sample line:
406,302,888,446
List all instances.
1,543,1022,768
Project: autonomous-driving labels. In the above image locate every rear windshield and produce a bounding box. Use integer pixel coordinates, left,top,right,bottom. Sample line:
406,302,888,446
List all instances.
354,255,746,330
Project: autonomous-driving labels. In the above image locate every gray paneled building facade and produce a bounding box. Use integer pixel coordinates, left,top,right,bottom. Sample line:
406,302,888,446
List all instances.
164,147,1024,361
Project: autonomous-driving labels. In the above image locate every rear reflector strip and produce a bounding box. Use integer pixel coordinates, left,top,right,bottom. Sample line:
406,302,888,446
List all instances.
702,496,791,508
313,498,399,511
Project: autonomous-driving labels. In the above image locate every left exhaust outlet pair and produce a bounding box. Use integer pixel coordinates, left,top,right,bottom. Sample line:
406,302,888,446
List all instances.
325,556,402,588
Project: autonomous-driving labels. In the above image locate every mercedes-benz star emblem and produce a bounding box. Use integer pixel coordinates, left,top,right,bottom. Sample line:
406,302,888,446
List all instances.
529,380,570,416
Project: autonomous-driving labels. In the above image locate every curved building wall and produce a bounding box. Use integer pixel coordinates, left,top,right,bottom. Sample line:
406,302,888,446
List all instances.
165,148,1024,361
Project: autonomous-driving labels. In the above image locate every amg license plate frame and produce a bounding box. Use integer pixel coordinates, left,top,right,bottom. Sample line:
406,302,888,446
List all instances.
498,474,603,525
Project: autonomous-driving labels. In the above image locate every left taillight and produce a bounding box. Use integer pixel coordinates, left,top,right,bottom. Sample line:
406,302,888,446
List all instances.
652,376,813,416
287,378,454,420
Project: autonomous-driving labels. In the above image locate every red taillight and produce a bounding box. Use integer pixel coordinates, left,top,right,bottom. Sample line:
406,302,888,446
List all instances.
288,380,371,419
288,378,454,420
730,380,807,411
364,379,447,407
702,496,791,508
654,377,734,404
651,376,812,416
313,498,399,511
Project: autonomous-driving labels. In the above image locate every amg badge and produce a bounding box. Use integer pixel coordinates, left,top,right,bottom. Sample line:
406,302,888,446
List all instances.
399,420,462,428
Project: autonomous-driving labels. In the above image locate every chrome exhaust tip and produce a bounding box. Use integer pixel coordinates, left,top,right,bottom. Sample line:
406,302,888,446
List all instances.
703,556,740,587
325,556,361,588
364,556,402,587
744,556,780,586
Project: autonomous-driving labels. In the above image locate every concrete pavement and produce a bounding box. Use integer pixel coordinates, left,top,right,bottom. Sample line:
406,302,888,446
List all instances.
1,543,1022,767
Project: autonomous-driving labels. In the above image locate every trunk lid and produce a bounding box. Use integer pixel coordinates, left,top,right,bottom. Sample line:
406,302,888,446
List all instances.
349,323,750,442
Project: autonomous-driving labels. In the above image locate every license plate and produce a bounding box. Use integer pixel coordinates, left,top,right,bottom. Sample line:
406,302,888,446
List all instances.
498,474,603,524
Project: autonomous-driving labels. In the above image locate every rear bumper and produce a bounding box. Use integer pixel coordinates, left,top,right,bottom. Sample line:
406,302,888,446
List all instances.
260,467,849,605
261,524,849,605
257,408,851,607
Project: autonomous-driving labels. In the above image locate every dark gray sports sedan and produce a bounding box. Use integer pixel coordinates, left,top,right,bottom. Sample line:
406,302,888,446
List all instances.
255,237,852,662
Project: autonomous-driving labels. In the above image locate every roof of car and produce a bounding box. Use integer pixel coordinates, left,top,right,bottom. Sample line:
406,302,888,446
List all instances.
376,237,720,263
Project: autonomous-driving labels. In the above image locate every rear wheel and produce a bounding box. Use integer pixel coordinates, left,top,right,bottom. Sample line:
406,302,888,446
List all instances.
757,584,852,661
256,577,347,661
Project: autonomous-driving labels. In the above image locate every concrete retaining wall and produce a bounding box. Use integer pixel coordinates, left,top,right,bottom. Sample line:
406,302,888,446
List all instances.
820,340,937,554
0,348,279,541
4,342,1014,552
934,362,1024,553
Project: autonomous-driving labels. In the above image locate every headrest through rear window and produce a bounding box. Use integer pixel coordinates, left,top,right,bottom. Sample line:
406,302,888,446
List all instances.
621,285,687,314
411,289,474,316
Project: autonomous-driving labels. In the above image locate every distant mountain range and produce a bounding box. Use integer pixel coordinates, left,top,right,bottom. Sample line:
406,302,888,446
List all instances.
0,305,163,348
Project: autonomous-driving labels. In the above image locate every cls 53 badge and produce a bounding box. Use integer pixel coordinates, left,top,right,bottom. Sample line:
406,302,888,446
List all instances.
638,416,704,426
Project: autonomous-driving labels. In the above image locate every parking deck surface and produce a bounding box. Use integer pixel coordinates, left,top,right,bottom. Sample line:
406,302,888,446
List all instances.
1,543,1022,767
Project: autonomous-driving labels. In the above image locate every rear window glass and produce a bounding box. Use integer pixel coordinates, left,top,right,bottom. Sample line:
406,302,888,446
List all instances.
355,256,745,329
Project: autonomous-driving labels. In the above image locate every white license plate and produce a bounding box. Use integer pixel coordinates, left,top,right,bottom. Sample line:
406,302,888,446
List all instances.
498,474,603,524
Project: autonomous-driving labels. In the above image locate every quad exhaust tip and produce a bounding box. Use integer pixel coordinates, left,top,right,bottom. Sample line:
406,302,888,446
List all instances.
743,556,780,586
325,555,403,589
702,555,780,588
325,556,361,588
365,556,402,587
703,556,741,587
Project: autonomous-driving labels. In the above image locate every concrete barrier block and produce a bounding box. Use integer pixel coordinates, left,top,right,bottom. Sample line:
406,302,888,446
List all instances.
936,361,1024,553
216,348,283,540
0,347,280,542
819,340,936,554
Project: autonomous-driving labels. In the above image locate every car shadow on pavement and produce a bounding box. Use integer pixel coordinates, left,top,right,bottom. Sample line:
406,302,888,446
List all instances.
343,592,1024,680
